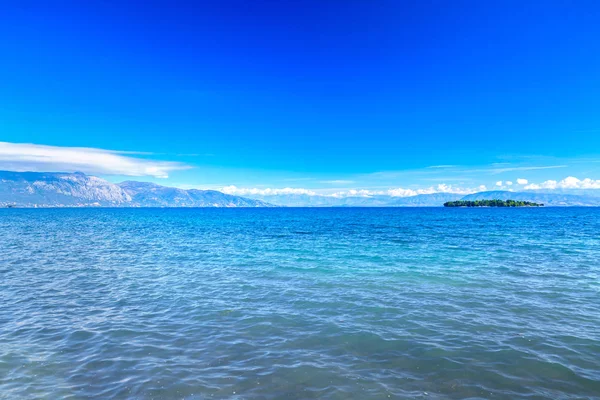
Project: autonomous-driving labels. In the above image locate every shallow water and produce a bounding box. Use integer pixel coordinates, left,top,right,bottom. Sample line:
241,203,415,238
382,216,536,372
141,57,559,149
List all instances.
1,208,599,399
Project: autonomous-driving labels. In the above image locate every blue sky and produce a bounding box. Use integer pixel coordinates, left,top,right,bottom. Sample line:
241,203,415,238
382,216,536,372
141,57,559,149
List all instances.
1,1,600,195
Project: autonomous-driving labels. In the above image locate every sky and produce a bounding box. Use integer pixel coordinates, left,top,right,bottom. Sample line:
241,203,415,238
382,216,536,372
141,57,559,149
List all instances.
1,0,600,196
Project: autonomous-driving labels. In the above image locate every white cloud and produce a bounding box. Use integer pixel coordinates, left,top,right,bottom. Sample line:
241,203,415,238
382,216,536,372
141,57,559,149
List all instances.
517,178,528,185
386,188,419,197
330,188,425,198
561,176,590,188
524,176,600,190
525,180,557,190
0,142,190,178
505,181,513,186
362,184,483,198
496,181,503,186
330,189,377,198
223,183,485,198
221,186,318,196
434,183,486,195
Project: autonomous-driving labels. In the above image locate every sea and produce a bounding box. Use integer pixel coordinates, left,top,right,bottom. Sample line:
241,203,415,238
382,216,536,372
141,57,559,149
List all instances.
1,208,599,399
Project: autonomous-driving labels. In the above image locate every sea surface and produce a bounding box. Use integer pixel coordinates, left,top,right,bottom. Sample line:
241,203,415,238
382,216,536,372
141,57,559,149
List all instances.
1,208,599,399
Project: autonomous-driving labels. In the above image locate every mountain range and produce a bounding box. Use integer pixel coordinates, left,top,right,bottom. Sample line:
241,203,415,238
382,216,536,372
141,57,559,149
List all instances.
0,171,273,208
1,171,600,207
241,192,465,207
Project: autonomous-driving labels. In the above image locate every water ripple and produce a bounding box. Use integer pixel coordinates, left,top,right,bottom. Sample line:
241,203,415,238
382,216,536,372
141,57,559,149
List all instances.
1,208,599,399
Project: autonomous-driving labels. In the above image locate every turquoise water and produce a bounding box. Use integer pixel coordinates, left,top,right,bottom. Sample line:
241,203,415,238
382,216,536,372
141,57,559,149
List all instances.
1,208,599,399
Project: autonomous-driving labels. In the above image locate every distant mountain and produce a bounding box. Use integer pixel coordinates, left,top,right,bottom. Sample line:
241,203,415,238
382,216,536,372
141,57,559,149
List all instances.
119,181,274,207
241,192,465,207
243,194,390,207
0,171,131,207
241,190,600,207
526,189,600,198
386,193,465,206
0,171,273,208
2,171,600,208
460,191,600,206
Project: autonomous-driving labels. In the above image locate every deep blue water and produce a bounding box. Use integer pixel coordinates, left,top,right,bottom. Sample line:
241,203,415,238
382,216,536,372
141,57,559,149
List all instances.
1,208,599,399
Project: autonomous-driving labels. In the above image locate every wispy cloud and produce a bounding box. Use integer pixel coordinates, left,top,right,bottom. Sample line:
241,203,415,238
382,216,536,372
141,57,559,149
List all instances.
0,142,191,178
281,177,315,182
487,165,568,174
175,153,215,157
319,180,355,185
426,165,457,169
358,163,569,183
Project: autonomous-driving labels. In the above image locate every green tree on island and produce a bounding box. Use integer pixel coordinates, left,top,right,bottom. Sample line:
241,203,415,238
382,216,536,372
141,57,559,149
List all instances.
443,200,543,207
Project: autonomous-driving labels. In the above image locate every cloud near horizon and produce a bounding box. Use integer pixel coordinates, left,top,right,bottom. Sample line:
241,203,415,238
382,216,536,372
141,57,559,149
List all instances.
524,176,600,190
0,142,190,178
222,184,487,198
222,176,600,198
221,186,318,196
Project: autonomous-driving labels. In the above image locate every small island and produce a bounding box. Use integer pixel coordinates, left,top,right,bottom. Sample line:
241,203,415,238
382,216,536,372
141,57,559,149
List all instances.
444,200,544,207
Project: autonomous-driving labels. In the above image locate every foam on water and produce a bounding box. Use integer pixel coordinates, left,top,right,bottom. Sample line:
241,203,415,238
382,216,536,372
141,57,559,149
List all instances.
1,208,599,399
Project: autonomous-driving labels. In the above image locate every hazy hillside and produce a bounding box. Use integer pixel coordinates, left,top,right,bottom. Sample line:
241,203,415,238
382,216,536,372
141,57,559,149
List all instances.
119,181,274,207
242,192,465,207
0,171,273,208
2,171,600,208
